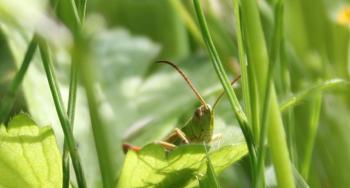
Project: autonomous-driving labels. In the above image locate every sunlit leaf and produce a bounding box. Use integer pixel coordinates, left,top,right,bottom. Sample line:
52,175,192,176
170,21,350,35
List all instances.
117,143,247,188
0,113,62,188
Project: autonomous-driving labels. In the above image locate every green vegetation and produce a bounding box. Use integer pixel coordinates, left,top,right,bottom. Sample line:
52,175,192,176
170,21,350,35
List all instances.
0,0,349,187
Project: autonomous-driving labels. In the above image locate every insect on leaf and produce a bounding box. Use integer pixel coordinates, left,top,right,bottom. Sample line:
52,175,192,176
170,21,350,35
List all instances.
117,143,247,188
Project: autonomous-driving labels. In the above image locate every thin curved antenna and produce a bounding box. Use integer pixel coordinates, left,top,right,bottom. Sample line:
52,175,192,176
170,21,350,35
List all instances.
156,60,207,107
212,75,241,111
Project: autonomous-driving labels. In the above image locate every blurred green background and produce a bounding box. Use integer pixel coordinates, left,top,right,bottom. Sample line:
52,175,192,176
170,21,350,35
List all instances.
0,0,349,187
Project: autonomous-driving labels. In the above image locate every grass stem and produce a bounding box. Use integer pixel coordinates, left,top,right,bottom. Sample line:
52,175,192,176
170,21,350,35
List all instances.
75,38,115,188
239,0,295,186
62,61,79,188
39,40,86,188
256,1,284,187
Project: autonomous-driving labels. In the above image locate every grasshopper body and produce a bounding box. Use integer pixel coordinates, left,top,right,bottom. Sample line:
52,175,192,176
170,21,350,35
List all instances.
169,105,213,144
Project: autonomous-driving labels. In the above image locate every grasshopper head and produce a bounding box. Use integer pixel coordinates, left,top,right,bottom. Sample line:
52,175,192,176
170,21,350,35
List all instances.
191,104,213,143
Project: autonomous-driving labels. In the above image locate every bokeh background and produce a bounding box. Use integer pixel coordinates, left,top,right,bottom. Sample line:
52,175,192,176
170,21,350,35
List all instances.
0,0,349,187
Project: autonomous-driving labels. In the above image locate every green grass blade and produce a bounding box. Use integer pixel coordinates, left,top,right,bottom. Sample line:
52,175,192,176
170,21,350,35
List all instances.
280,79,349,112
57,0,81,35
76,0,87,22
256,1,284,186
39,40,86,188
62,61,79,188
239,0,295,186
241,5,261,147
169,0,204,47
231,0,252,135
0,35,38,123
75,39,114,188
60,0,86,186
300,94,322,180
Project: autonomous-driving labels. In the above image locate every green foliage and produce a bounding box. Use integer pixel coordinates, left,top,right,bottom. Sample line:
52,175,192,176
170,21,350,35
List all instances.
118,143,247,188
0,0,350,187
0,113,62,188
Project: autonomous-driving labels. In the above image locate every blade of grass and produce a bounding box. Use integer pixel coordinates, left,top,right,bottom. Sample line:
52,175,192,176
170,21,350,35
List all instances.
231,0,259,182
74,38,114,188
300,93,322,180
231,0,251,134
192,0,257,178
280,78,349,112
62,61,78,188
242,17,261,147
39,39,86,188
0,34,38,123
256,1,284,187
278,35,298,166
76,0,87,22
59,0,85,186
239,0,295,186
169,0,204,47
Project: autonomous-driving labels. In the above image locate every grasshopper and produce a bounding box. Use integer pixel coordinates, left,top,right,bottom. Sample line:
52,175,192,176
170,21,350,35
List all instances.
123,60,240,152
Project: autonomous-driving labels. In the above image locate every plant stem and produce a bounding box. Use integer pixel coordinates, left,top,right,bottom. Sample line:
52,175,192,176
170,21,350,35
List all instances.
300,93,322,180
231,0,260,183
256,1,284,187
239,0,295,186
57,0,85,186
0,35,38,123
231,0,251,130
192,0,257,178
169,0,204,47
75,38,114,188
39,40,86,188
62,61,78,188
76,0,87,22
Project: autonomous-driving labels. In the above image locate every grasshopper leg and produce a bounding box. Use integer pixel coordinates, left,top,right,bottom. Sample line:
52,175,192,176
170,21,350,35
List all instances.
122,143,141,153
164,128,190,144
156,128,190,150
154,141,177,150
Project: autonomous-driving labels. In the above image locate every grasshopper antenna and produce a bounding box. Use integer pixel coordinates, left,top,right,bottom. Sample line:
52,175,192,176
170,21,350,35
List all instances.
212,75,241,111
156,60,207,107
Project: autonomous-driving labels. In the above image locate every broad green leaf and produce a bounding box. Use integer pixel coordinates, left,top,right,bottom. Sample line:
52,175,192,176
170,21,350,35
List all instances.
0,113,62,188
117,143,247,188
